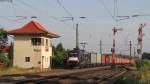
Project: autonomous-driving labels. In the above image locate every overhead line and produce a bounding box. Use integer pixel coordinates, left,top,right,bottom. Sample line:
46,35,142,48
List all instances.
98,0,115,21
114,0,119,26
18,0,74,29
18,0,58,21
56,0,75,30
56,0,73,17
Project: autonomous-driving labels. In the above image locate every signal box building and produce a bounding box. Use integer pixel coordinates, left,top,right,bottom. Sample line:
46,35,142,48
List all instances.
7,20,59,69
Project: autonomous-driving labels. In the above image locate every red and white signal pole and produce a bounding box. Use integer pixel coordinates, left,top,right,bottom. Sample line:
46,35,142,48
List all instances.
111,27,122,67
137,23,146,59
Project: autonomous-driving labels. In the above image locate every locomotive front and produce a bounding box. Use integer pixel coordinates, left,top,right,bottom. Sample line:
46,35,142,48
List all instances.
67,49,80,66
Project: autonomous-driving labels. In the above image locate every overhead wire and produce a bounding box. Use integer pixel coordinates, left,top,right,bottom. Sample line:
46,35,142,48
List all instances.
10,1,25,22
0,1,13,22
114,0,119,26
17,0,74,29
0,2,34,23
55,0,76,30
56,0,73,17
18,0,58,21
0,1,32,23
114,0,116,21
11,0,16,19
114,0,130,54
98,0,115,21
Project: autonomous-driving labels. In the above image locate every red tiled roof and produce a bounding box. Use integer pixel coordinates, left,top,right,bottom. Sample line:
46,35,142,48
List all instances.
7,20,60,38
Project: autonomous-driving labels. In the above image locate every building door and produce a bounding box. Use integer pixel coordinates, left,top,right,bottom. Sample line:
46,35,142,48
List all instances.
42,56,44,68
49,56,52,70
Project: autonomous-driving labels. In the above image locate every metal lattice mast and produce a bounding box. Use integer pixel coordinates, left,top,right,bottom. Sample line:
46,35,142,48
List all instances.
111,27,122,67
137,24,146,59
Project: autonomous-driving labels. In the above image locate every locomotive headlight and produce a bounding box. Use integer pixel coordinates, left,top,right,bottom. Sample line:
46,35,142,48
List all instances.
68,57,79,62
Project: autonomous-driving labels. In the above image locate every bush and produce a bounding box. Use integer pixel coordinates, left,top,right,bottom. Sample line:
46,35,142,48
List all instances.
135,59,150,70
0,52,9,66
135,59,143,71
118,60,150,84
118,75,138,84
135,60,150,83
52,43,67,68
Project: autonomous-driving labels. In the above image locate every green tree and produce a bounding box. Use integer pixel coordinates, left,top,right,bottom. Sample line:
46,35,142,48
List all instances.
0,28,8,50
0,51,9,66
0,28,9,66
142,52,150,60
7,42,13,66
52,43,67,68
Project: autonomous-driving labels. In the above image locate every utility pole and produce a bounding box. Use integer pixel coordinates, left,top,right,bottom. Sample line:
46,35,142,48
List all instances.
137,23,146,59
134,46,136,58
111,27,122,56
100,40,102,55
59,17,86,50
80,42,87,51
76,24,79,49
111,27,122,67
129,41,132,57
129,41,132,59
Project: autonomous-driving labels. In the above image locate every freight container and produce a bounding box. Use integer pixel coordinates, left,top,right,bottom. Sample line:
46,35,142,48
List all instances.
101,54,106,65
119,57,121,63
116,57,120,64
105,54,110,64
90,52,97,64
109,55,113,64
120,58,123,64
96,55,101,64
114,57,116,63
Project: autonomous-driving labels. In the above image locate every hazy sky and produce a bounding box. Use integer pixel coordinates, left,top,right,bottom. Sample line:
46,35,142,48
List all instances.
0,0,150,55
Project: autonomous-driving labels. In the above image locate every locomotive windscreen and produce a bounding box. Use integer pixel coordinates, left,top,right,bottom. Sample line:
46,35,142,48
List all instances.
68,50,79,57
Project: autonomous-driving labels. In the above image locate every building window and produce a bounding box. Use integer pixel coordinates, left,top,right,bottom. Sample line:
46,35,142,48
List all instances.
45,39,49,52
50,41,52,47
45,46,49,52
25,57,30,62
46,39,48,46
41,38,44,46
31,38,42,46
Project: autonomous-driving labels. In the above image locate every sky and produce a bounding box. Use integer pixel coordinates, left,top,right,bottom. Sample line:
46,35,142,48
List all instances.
0,0,150,55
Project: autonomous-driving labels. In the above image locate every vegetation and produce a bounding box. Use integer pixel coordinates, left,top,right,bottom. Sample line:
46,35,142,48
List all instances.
0,28,8,47
142,52,150,60
52,43,68,68
0,51,9,66
115,54,131,58
0,67,48,76
118,59,150,84
0,28,10,67
7,42,13,66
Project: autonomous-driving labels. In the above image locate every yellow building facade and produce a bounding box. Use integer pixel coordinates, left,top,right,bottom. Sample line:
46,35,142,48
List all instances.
7,20,59,69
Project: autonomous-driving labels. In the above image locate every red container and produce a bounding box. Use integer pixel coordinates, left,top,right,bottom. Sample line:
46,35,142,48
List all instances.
118,57,121,64
114,57,116,63
109,55,113,64
116,57,119,64
101,54,106,64
121,58,124,64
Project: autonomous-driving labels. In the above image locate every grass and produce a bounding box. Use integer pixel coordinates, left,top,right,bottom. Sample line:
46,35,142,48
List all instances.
0,67,49,76
117,59,150,84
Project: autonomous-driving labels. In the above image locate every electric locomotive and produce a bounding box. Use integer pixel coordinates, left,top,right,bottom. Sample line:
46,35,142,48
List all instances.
67,48,91,68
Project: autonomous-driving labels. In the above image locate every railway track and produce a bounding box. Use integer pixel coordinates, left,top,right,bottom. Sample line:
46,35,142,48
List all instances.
0,66,128,84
